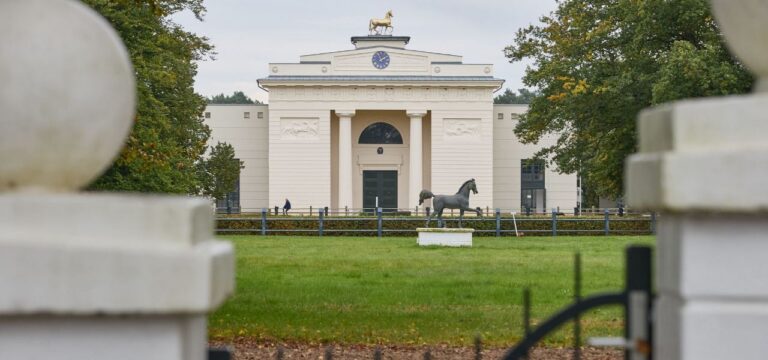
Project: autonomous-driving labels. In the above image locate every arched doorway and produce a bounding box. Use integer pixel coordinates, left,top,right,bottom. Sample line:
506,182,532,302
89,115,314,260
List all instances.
358,122,402,211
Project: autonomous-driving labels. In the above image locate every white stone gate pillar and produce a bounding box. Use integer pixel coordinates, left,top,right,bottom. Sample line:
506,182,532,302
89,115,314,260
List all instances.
626,2,768,359
0,1,234,360
337,110,355,211
408,111,427,210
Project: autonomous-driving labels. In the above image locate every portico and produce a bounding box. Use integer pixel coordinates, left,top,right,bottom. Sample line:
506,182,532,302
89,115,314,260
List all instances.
259,34,502,212
332,109,429,211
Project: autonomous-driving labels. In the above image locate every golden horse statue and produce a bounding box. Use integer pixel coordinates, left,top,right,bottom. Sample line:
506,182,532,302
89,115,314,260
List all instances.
369,10,393,35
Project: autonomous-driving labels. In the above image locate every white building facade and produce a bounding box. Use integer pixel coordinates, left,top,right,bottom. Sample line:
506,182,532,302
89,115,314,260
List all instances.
204,35,577,213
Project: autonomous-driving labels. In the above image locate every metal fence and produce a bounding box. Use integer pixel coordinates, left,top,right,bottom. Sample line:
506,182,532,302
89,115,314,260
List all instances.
219,206,643,217
216,208,657,237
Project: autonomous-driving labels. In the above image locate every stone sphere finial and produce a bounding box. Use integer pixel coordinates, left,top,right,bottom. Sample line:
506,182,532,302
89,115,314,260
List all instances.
0,0,136,192
711,0,768,92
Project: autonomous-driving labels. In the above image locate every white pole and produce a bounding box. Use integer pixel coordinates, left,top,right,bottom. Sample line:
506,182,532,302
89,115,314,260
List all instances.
375,196,378,208
512,211,519,237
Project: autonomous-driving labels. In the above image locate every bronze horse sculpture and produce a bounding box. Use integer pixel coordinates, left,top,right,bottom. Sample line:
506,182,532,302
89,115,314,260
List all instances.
419,179,482,228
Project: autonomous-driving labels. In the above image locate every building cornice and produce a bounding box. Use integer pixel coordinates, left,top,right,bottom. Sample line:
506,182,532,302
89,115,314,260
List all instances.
351,35,410,45
259,76,504,89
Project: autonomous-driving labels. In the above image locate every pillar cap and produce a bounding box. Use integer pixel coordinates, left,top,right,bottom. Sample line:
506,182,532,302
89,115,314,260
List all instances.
335,110,356,117
406,110,428,117
711,0,768,92
0,0,135,193
626,94,768,213
0,194,234,314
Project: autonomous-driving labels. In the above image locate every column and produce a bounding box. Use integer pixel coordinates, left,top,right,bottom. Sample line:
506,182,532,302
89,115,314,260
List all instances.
407,111,427,209
626,3,768,359
336,110,355,211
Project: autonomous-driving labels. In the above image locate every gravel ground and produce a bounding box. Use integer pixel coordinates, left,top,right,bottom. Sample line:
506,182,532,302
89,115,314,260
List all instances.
210,339,622,360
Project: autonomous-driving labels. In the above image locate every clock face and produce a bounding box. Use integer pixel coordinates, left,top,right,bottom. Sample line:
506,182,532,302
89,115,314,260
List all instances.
372,51,390,69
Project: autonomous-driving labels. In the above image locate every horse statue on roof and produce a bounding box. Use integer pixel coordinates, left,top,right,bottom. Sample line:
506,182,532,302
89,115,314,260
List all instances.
369,10,394,35
419,178,482,228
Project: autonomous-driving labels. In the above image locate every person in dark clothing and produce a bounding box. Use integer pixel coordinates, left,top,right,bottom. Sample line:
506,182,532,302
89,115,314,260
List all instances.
282,198,291,215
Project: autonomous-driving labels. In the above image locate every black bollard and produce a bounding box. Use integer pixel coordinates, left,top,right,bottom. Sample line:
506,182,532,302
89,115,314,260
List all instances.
276,345,284,360
474,334,482,360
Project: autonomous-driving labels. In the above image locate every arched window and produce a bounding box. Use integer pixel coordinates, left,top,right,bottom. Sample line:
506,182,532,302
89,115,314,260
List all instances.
358,122,403,144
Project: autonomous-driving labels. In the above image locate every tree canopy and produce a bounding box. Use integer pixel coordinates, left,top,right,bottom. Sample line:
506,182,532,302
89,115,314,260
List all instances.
207,91,260,104
85,0,214,194
196,142,244,200
494,88,538,104
505,0,753,199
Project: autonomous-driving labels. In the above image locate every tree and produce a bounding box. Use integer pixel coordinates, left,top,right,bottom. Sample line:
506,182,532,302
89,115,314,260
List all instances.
197,142,244,200
505,0,752,198
494,88,538,104
84,0,214,194
207,91,260,104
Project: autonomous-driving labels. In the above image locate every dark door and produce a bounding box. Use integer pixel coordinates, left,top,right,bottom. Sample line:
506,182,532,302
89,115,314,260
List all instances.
363,170,398,212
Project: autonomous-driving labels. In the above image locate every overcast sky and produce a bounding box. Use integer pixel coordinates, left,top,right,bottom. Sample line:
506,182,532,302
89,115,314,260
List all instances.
173,1,557,103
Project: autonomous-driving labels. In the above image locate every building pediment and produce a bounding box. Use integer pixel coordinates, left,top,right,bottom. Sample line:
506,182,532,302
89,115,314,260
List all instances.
261,36,501,87
330,48,431,73
300,46,462,66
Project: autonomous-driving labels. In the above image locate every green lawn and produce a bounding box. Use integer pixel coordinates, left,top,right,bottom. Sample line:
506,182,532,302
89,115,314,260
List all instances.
210,235,654,346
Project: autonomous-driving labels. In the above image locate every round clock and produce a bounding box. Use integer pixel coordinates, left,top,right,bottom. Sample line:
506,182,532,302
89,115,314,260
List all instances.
372,51,390,69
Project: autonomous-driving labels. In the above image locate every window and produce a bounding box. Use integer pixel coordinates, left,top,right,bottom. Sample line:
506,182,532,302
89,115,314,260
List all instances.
244,112,250,119
521,159,546,185
204,112,211,119
497,113,504,120
510,113,520,120
215,174,241,214
257,112,264,119
358,122,403,144
521,159,546,212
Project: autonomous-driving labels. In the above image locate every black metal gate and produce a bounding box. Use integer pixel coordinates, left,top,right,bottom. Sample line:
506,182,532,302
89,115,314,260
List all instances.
502,245,653,360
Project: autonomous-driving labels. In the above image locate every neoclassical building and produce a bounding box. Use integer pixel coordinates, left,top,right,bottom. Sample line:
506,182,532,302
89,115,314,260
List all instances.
204,34,577,213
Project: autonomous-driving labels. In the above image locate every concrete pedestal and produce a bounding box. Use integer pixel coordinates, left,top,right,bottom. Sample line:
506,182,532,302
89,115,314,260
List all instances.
0,194,235,360
0,316,208,360
651,214,768,360
0,2,233,358
417,228,473,247
626,94,768,360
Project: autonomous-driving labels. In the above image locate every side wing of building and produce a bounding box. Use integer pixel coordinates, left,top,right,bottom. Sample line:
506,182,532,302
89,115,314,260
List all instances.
493,104,578,213
203,104,269,212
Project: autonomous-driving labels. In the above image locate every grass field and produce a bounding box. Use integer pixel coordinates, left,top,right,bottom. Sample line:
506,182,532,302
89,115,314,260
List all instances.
209,235,654,347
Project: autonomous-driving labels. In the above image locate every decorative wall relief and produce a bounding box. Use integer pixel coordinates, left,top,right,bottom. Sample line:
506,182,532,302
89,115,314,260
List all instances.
281,118,319,140
444,118,481,140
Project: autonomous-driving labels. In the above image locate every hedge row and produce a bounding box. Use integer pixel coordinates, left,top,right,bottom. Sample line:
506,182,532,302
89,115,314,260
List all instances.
216,216,653,237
